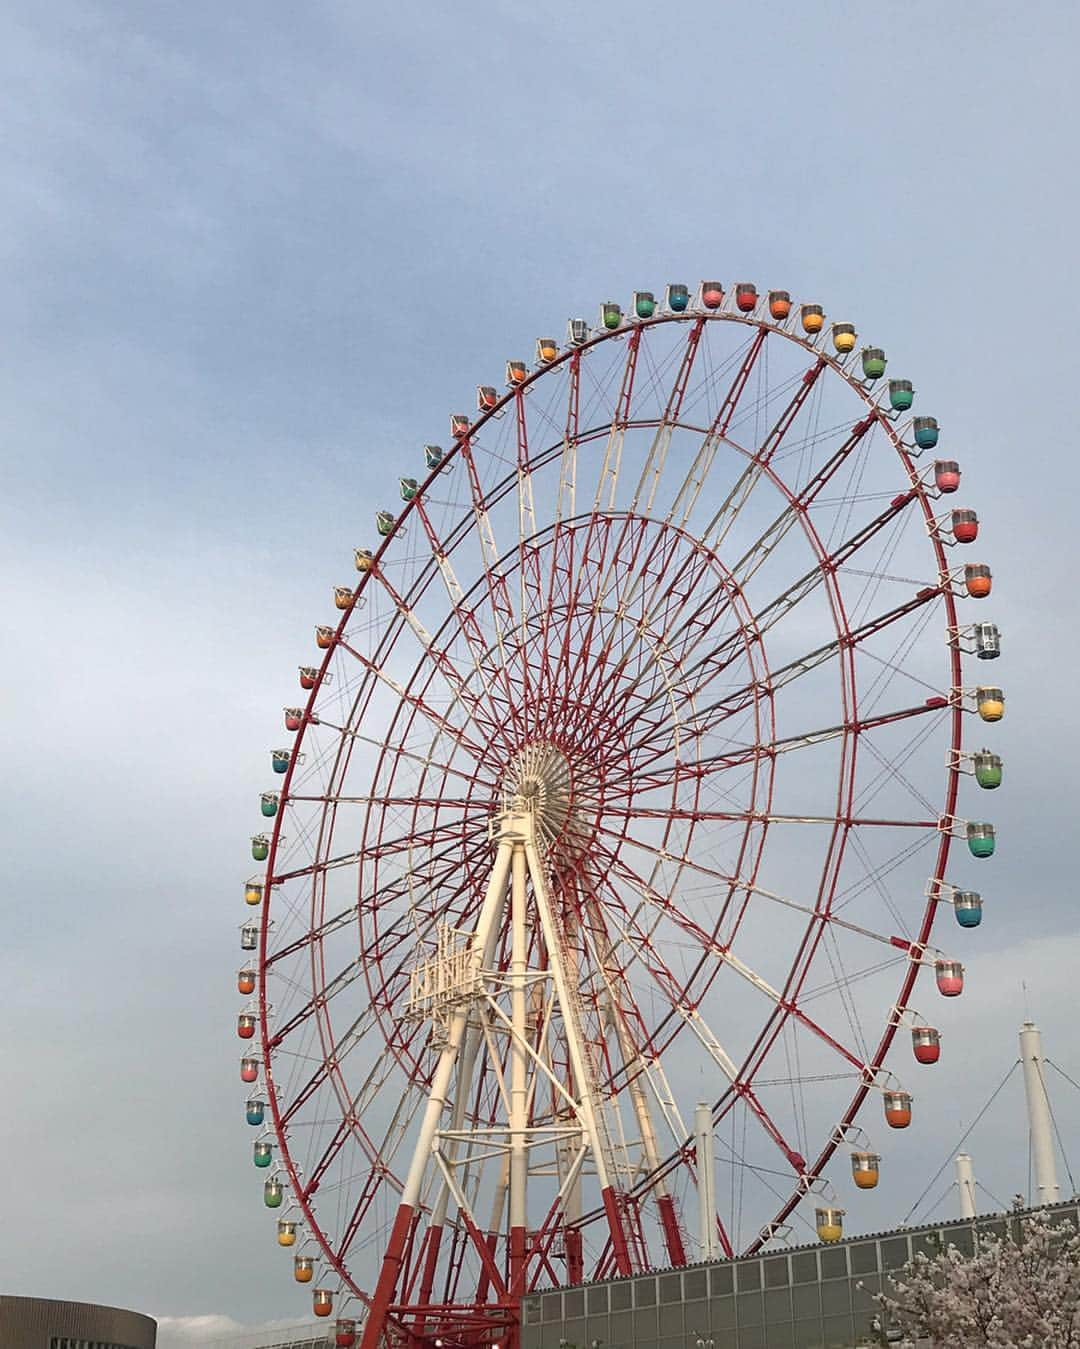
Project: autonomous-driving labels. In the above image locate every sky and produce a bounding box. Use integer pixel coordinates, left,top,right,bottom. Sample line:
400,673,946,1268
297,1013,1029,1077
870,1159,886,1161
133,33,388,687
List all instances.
3,0,1080,1344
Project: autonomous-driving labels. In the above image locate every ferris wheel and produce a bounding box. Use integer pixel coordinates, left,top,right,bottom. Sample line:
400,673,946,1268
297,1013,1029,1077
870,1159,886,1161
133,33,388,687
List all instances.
236,280,1004,1349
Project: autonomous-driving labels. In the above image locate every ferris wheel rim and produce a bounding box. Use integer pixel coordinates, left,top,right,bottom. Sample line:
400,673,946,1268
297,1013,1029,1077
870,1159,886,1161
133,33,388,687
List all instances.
250,297,975,1292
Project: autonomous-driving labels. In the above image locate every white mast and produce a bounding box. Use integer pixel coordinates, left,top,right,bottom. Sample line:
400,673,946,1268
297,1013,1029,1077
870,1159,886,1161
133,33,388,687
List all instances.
1019,1020,1060,1205
695,1102,720,1260
955,1153,977,1219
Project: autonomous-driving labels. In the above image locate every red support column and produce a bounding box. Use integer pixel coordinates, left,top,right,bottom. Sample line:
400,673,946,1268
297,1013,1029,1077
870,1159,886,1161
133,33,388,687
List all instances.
414,1224,444,1340
657,1192,687,1267
509,1224,527,1296
601,1187,633,1276
360,1203,415,1349
564,1227,584,1285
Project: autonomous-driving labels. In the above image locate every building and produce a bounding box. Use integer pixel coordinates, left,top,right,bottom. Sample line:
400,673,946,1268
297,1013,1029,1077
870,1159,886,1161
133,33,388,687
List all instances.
172,1322,337,1349
0,1295,156,1349
212,1336,331,1349
521,1200,1080,1349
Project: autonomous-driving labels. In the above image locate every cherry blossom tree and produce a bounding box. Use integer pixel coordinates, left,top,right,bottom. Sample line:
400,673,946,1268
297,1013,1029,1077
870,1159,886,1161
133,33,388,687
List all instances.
873,1209,1080,1347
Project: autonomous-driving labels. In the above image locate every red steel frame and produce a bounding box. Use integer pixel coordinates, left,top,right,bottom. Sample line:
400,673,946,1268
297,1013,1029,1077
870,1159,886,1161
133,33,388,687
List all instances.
253,304,969,1348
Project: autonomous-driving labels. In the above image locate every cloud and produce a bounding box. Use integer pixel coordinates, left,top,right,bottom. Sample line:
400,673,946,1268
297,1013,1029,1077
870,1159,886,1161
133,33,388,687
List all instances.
155,1314,328,1347
157,1315,245,1343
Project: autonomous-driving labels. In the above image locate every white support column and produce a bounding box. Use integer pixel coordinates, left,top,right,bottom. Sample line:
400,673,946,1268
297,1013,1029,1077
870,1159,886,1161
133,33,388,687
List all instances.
1019,1020,1060,1205
486,1151,509,1239
509,844,529,1244
399,840,513,1209
522,835,619,1193
695,1102,720,1261
955,1153,977,1220
582,885,674,1207
428,1017,484,1228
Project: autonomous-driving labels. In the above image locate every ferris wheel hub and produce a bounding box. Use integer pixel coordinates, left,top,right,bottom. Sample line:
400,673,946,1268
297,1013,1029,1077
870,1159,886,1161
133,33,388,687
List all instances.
501,739,595,864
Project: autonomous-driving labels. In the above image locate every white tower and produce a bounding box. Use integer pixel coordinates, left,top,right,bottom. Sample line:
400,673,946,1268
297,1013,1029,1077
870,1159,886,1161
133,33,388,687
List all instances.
955,1152,977,1219
695,1101,721,1261
1019,1020,1060,1205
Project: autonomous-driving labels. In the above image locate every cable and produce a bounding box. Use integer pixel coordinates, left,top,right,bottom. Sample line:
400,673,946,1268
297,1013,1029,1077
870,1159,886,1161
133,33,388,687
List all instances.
1046,1060,1080,1096
1044,1074,1077,1195
922,1180,959,1222
974,1180,1010,1212
902,1061,1020,1224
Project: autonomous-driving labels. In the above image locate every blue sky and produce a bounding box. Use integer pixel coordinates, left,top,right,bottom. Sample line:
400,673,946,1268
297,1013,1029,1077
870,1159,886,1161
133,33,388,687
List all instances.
3,1,1080,1343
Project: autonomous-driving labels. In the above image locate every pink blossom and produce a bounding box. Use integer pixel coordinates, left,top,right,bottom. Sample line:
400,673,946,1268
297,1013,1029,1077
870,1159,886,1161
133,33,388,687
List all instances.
874,1210,1080,1347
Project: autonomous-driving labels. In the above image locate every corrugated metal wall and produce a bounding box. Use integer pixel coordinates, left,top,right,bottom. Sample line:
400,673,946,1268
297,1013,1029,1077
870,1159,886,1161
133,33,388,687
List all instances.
0,1295,156,1348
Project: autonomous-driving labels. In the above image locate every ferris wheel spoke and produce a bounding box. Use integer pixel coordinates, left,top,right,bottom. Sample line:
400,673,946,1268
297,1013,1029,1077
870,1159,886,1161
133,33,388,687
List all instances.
560,521,744,746
854,605,944,713
277,1003,382,1125
273,815,484,884
587,869,810,1174
272,895,450,1049
703,355,827,554
798,949,906,1007
538,519,661,744
455,438,530,733
404,495,530,747
593,841,875,1084
598,690,935,811
546,517,671,740
337,635,493,763
654,461,921,710
854,721,942,819
513,389,546,726
289,1083,422,1231
637,698,947,800
360,570,520,756
309,1069,425,1215
522,523,573,733
667,327,768,527
630,318,705,515
339,1091,434,1251
592,327,643,512
269,960,366,1045
363,816,484,874
719,414,880,593
584,875,740,1085
598,739,762,800
570,602,756,768
277,954,445,1157
555,350,582,521
559,512,778,749
290,794,477,809
618,807,938,829
537,518,628,734
322,720,498,794
267,826,488,969
574,871,693,1164
597,825,908,959
609,572,943,759
607,668,898,793
285,1031,429,1200
588,346,794,649
514,386,538,543
366,839,498,956
266,900,360,966
719,361,805,447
